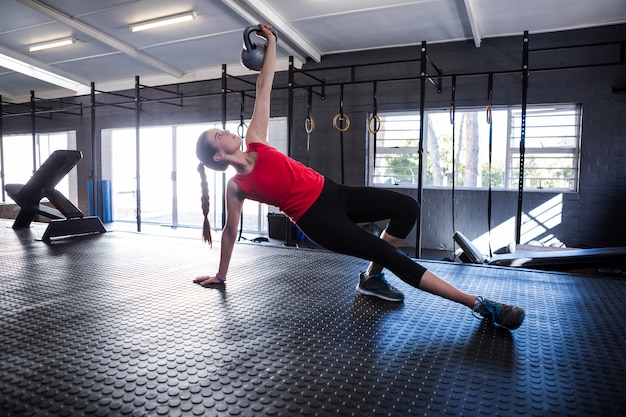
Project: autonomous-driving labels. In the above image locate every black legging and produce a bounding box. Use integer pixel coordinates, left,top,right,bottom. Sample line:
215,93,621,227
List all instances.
296,178,426,288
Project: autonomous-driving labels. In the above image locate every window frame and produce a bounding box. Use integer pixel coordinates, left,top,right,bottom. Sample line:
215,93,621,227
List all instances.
368,111,422,187
1,131,77,204
508,104,582,192
368,103,582,193
100,117,288,234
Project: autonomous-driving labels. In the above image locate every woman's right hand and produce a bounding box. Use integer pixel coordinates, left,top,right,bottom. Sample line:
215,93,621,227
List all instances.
257,23,276,42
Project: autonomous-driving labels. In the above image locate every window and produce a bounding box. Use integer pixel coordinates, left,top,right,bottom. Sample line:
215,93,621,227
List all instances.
425,109,508,189
509,105,581,191
370,113,421,186
369,104,581,192
101,118,288,234
2,135,34,198
2,131,77,203
103,123,237,228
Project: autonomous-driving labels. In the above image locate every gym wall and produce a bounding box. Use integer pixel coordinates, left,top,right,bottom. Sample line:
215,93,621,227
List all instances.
2,23,624,251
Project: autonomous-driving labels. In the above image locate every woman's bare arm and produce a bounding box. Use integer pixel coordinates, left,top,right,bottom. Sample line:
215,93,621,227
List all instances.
245,24,277,145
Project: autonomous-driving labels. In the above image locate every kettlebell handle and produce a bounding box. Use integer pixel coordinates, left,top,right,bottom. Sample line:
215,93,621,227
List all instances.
243,25,278,51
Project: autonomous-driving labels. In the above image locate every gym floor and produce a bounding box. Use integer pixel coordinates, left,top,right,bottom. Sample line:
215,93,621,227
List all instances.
1,220,625,417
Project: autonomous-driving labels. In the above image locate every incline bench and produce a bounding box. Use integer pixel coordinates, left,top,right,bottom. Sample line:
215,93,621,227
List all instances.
453,230,626,272
5,150,106,242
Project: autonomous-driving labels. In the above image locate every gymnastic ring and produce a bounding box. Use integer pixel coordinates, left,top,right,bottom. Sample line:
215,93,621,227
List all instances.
486,103,493,125
449,104,455,124
333,113,350,132
305,116,315,134
237,123,247,137
368,114,381,135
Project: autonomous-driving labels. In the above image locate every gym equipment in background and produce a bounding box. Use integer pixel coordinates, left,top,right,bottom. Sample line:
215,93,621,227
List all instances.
304,87,315,167
453,231,626,273
5,150,106,242
334,83,350,184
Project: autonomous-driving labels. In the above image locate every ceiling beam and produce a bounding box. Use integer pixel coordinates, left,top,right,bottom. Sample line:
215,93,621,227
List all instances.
17,0,184,78
463,0,483,47
0,44,91,97
221,0,321,63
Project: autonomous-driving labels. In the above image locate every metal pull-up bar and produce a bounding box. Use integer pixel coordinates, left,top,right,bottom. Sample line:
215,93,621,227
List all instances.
516,31,530,245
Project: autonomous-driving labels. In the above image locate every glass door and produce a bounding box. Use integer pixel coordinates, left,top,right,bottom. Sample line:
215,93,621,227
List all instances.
139,127,173,224
109,128,137,223
175,124,215,228
105,121,280,235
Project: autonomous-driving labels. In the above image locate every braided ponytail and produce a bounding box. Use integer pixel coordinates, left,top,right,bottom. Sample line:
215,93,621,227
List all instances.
196,129,229,247
197,163,212,246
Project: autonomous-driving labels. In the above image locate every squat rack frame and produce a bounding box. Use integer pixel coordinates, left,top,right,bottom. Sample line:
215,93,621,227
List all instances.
1,31,624,251
0,93,84,202
282,33,625,257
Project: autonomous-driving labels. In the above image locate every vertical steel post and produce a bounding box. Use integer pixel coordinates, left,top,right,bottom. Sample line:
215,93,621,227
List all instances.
221,64,227,229
90,82,98,220
339,83,345,184
288,56,294,157
516,31,529,244
0,96,4,202
30,91,36,174
171,126,178,227
285,56,298,246
135,76,141,232
416,42,427,258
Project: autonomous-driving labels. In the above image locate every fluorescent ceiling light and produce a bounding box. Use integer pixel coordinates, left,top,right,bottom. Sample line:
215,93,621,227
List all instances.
28,37,75,52
130,12,196,32
0,52,88,92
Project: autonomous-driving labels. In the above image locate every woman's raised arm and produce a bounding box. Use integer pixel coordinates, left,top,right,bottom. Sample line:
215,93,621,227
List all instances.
245,24,277,145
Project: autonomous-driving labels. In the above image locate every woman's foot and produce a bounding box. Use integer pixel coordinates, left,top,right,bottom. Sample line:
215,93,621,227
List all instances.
473,296,525,329
356,272,404,302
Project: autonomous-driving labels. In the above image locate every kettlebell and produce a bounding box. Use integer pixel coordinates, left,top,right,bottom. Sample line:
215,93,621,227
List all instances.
240,25,278,71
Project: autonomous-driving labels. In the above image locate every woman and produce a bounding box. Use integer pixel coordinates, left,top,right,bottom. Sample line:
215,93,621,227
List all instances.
194,24,525,330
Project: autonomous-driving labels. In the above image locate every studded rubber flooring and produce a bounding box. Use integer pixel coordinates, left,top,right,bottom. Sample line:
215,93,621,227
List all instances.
1,221,625,417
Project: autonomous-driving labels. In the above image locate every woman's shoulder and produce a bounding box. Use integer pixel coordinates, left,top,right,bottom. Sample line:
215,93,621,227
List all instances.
246,141,276,152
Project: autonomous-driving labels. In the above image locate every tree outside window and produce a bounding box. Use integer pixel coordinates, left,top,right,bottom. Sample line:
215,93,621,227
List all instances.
370,104,580,192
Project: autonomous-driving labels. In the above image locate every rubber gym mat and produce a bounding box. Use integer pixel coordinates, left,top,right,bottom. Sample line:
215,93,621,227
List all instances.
1,221,625,416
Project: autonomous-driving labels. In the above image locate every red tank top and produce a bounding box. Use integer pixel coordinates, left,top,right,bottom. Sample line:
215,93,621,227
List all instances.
232,142,324,223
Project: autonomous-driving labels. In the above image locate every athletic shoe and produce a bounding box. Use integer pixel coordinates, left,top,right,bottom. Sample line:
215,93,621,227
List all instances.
356,272,404,302
473,296,525,330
